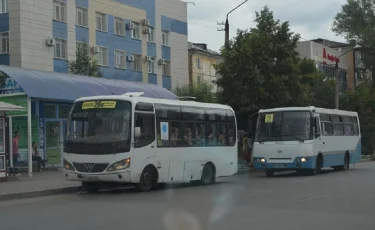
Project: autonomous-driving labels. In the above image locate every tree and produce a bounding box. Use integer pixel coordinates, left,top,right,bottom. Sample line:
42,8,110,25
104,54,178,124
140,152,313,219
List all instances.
298,58,336,108
174,81,217,103
341,84,375,154
68,41,103,77
215,6,312,126
332,0,375,79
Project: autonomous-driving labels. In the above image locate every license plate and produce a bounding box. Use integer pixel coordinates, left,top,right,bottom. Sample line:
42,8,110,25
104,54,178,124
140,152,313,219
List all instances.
82,176,99,181
273,164,287,168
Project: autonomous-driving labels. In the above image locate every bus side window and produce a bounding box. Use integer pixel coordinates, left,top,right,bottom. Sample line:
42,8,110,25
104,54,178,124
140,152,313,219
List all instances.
134,113,155,148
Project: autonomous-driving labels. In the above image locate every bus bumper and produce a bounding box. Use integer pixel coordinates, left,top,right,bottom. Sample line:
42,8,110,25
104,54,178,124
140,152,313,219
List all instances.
63,170,132,183
252,156,315,171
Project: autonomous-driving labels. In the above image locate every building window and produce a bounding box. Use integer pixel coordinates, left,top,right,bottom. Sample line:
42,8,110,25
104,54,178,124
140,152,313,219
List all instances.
133,54,142,72
0,0,7,13
76,7,88,27
114,17,125,36
53,1,66,22
95,46,108,66
131,22,140,39
197,74,203,84
162,30,169,46
0,32,9,53
54,38,67,59
96,12,107,32
196,58,201,68
162,61,171,76
147,27,154,42
148,57,155,73
115,50,126,69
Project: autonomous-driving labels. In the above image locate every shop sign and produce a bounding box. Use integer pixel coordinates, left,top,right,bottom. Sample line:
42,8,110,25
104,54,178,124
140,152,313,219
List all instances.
323,48,340,64
0,78,24,95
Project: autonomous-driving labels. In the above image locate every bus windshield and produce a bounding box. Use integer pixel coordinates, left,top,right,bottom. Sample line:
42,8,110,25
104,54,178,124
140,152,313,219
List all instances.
255,111,312,142
64,100,131,154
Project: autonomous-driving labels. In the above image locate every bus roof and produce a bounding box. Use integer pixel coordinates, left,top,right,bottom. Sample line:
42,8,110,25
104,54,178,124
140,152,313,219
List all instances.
74,94,233,110
259,106,358,116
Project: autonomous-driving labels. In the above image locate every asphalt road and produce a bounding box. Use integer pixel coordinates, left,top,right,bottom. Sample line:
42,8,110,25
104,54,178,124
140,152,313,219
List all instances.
1,162,375,230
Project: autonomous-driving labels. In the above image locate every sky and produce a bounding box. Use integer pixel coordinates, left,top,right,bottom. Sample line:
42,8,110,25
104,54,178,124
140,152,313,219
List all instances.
187,0,348,52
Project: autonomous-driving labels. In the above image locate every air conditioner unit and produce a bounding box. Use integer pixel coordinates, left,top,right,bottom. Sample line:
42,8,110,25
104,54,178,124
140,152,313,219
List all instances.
91,46,100,54
145,56,153,61
143,27,151,34
158,59,167,65
127,55,135,62
45,37,55,46
126,22,135,30
142,19,150,26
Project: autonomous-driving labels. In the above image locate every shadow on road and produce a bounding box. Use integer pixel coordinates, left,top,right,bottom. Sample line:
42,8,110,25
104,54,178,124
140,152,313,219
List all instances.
255,168,358,178
78,181,232,196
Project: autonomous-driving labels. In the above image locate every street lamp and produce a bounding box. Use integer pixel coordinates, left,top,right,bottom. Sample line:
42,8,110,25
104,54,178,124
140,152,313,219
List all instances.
334,44,361,109
224,0,249,46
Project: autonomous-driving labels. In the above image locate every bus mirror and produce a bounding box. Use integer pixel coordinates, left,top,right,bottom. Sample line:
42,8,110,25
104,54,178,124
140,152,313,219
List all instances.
135,127,141,138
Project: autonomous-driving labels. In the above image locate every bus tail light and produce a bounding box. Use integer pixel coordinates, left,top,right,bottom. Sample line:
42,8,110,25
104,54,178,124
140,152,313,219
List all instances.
107,158,131,172
63,159,75,171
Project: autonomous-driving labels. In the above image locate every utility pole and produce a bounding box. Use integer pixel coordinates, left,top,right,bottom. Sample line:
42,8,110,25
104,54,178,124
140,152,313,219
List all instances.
334,44,361,109
223,0,249,47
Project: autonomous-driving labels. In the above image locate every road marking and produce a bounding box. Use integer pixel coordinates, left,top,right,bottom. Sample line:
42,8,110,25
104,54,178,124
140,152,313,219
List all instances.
292,178,311,183
298,193,331,203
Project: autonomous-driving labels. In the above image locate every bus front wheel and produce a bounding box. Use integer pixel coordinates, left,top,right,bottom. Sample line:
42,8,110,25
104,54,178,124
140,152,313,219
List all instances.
136,166,157,192
265,171,274,177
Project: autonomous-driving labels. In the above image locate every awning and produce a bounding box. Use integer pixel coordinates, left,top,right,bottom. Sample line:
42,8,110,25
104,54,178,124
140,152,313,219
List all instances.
0,65,177,101
0,101,25,111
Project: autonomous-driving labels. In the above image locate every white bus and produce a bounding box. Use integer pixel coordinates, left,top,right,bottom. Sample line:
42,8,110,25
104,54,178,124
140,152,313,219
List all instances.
63,93,238,192
252,107,361,176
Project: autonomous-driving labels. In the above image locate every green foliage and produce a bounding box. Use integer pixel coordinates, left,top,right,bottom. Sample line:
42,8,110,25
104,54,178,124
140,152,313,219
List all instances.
215,6,331,126
341,84,375,154
332,0,375,69
174,81,217,103
68,42,103,77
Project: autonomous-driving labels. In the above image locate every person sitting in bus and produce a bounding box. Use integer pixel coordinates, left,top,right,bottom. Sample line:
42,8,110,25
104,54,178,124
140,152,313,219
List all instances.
219,132,226,145
207,126,215,145
170,127,179,146
196,129,204,146
184,128,193,146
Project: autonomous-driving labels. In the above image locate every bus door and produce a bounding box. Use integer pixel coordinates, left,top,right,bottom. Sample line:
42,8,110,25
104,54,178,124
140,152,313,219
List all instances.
313,115,323,155
133,109,157,171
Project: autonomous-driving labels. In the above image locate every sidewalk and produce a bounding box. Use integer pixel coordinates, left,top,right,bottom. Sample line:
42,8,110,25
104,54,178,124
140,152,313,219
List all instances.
0,170,81,201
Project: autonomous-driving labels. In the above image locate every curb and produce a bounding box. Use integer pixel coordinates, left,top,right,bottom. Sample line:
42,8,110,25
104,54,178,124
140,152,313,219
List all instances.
0,186,81,202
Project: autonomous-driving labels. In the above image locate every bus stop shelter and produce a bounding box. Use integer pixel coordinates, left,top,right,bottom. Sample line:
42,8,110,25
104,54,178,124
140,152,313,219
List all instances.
0,65,177,177
0,101,25,181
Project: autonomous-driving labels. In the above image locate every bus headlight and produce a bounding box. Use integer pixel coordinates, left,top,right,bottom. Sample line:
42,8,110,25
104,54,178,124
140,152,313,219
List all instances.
256,158,266,163
63,159,75,171
297,157,309,162
107,158,131,172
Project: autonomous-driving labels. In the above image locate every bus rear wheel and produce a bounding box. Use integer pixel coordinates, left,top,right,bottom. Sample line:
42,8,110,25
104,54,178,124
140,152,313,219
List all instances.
201,163,215,185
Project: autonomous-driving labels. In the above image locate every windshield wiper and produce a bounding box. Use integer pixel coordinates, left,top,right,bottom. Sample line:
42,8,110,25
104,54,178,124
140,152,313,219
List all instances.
257,138,272,143
284,135,304,142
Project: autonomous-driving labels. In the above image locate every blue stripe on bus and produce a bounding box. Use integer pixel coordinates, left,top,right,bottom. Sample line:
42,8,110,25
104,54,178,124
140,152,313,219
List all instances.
253,139,361,171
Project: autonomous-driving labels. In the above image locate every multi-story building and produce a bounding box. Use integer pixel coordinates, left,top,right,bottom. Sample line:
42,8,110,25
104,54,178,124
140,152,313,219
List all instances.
297,40,351,92
0,0,189,90
188,42,221,92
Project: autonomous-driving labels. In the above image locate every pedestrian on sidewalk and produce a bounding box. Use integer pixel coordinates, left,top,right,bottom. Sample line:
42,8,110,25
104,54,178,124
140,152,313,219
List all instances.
11,131,21,176
33,141,46,172
32,142,46,172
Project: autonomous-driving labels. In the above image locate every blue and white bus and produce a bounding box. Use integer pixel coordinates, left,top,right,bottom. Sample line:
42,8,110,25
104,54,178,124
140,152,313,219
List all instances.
252,107,361,176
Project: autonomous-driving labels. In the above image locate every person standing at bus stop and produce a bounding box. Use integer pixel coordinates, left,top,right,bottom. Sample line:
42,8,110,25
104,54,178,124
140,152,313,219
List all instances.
12,131,21,176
